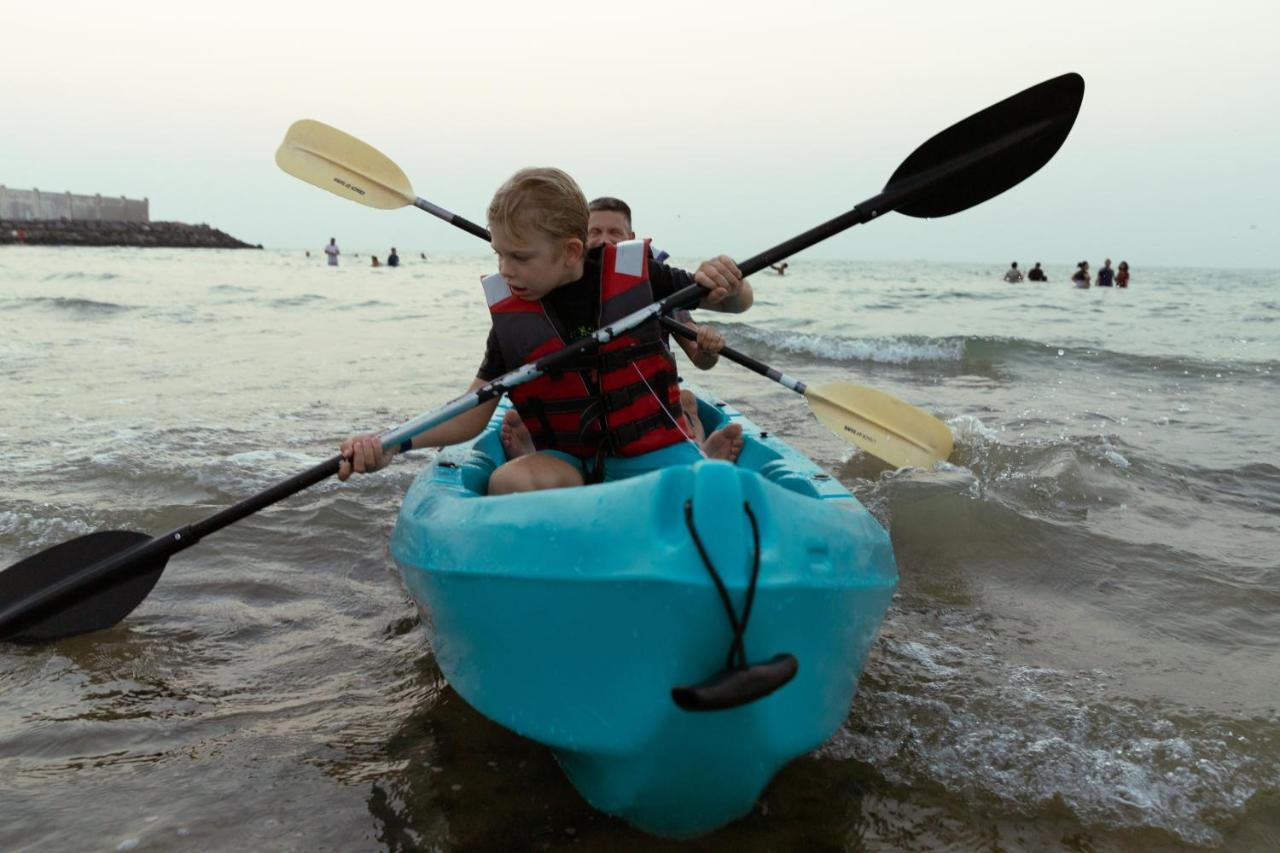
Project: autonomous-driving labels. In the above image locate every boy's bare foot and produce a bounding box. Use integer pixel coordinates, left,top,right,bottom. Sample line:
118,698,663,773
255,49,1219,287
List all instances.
500,409,535,459
702,422,743,462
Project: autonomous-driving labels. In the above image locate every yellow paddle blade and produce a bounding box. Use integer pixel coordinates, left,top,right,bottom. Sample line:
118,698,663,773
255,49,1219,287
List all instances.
275,119,415,210
804,382,953,469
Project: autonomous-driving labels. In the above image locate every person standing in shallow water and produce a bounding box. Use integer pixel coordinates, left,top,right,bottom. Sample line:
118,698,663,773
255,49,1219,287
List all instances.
1097,258,1115,287
1027,262,1047,281
387,248,400,267
1116,261,1131,288
324,237,340,266
1003,261,1023,282
1072,261,1091,288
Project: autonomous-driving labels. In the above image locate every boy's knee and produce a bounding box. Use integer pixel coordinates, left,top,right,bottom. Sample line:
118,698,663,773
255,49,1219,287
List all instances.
488,455,582,495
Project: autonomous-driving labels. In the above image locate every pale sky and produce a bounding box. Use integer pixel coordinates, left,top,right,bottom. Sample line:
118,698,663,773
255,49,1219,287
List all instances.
4,0,1278,267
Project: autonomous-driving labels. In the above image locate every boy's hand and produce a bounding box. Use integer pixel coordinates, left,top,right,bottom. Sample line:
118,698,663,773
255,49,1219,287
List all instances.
694,255,745,306
339,432,389,481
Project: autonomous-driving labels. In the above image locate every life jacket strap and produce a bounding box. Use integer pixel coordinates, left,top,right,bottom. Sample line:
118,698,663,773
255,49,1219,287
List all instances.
597,339,668,372
600,370,677,412
605,411,679,451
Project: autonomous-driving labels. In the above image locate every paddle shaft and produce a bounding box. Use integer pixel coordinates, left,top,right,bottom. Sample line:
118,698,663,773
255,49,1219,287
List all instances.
413,197,489,240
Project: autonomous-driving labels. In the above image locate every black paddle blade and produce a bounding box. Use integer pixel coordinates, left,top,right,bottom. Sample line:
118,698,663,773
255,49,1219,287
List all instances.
887,72,1085,218
0,530,167,642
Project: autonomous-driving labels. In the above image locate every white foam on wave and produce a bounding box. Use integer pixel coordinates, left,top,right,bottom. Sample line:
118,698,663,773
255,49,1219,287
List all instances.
947,414,1000,443
1102,448,1132,469
744,328,965,364
826,634,1276,845
0,510,95,549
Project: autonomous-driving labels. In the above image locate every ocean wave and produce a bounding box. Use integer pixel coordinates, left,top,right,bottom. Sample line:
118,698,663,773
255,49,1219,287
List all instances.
726,326,1279,377
827,636,1279,845
267,294,327,308
0,296,134,313
730,326,966,364
38,272,120,282
0,509,96,550
947,426,1279,522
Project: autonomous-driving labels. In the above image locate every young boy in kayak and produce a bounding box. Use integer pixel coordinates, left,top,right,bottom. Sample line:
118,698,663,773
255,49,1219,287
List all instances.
338,167,753,494
499,195,744,462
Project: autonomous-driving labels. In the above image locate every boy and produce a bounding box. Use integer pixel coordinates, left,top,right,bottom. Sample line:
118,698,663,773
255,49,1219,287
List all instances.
338,168,751,494
501,195,743,462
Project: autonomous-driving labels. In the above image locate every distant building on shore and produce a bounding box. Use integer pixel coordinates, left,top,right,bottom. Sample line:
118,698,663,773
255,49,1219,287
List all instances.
0,185,149,223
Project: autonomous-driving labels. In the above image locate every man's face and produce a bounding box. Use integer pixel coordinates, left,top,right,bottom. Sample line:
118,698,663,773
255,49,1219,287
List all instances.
490,224,582,301
587,210,634,249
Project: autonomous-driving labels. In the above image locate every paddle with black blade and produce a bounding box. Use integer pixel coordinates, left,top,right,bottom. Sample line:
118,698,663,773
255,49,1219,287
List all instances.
277,74,1084,465
0,73,1083,649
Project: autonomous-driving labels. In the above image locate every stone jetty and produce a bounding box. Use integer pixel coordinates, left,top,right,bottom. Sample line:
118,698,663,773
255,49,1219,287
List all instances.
1,219,260,249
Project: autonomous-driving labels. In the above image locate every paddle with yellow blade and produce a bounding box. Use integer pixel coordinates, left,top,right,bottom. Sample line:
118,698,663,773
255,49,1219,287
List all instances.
657,318,952,469
276,120,956,469
275,118,491,240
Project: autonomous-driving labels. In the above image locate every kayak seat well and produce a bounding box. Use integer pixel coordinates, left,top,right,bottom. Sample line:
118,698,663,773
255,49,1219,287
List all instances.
432,394,820,499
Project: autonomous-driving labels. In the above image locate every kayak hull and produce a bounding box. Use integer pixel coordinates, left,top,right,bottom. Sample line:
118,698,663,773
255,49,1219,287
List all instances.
390,393,896,837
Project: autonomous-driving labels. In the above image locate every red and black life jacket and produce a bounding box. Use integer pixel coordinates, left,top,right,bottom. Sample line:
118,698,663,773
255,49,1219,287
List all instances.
482,239,689,460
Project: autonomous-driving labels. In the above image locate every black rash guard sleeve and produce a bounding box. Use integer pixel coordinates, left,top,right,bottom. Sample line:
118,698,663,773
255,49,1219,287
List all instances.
476,325,506,381
647,258,697,302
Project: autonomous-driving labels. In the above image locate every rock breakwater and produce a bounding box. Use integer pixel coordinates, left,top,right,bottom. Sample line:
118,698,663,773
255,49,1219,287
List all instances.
1,219,260,249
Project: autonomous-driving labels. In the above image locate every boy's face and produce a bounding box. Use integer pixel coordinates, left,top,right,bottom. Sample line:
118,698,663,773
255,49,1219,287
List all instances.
491,224,584,301
586,210,634,249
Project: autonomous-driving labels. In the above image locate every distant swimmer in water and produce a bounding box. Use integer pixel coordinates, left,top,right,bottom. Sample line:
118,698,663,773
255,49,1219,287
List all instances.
769,262,789,275
371,256,381,268
387,247,400,267
1072,261,1091,288
1027,262,1047,281
1116,260,1130,288
1097,258,1115,287
420,252,427,260
324,237,340,266
1003,261,1024,282
305,250,311,258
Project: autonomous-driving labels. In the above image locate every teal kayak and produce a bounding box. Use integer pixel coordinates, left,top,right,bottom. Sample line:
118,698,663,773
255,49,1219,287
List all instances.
390,390,897,837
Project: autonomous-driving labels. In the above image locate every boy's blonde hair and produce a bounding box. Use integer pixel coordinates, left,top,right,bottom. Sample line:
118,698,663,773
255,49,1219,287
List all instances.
487,168,589,246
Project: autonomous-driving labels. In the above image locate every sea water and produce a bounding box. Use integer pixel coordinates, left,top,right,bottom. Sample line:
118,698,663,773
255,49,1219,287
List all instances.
1,246,1276,850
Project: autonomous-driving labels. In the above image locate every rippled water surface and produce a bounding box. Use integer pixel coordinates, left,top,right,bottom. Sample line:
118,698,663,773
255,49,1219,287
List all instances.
2,247,1277,851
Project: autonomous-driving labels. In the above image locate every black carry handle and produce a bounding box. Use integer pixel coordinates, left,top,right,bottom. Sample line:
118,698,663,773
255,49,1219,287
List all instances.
671,653,799,712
